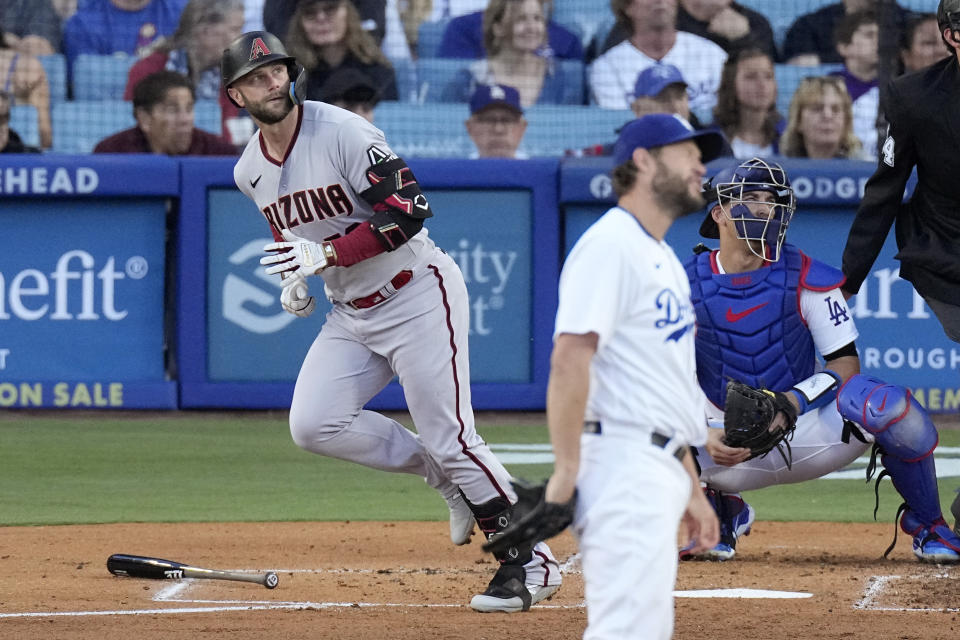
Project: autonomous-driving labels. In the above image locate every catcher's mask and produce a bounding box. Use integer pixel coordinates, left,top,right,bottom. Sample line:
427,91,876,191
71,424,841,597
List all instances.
221,31,306,108
699,157,795,263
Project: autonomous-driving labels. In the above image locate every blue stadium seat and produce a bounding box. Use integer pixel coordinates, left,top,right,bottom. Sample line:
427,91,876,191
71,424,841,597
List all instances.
521,105,631,157
775,63,844,116
72,54,135,101
418,19,451,59
38,54,67,103
552,0,612,49
899,0,939,11
416,58,584,105
416,58,472,103
375,102,472,157
393,58,417,102
9,104,39,148
194,100,222,136
52,100,134,153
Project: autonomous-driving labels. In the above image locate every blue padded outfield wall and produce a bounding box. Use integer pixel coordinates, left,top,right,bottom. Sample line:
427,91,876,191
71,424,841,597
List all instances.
0,154,957,411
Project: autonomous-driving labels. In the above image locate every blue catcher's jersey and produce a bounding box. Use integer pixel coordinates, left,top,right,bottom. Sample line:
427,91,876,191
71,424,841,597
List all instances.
684,244,842,408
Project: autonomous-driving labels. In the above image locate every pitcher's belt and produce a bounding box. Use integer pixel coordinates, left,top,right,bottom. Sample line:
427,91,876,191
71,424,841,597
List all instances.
583,421,686,462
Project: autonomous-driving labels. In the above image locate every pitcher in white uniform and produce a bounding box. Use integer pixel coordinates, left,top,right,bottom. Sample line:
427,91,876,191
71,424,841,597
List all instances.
220,31,561,611
544,113,723,640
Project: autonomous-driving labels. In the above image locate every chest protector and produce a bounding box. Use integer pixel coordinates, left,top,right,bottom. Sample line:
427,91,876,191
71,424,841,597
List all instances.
684,245,815,408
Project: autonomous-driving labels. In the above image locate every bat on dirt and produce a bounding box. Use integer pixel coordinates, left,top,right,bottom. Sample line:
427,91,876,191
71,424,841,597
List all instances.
107,553,279,589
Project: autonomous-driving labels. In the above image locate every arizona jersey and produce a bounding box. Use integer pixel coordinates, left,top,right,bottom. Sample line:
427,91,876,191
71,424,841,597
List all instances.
234,101,433,302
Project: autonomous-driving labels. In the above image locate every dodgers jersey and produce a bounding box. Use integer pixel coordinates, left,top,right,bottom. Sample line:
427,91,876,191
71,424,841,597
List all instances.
555,207,706,446
234,101,433,302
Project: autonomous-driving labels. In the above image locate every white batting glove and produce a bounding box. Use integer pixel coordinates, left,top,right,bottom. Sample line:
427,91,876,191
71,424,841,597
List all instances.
261,229,335,277
280,272,316,318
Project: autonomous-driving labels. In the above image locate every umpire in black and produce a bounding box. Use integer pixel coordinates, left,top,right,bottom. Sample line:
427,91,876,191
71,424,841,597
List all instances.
841,0,960,342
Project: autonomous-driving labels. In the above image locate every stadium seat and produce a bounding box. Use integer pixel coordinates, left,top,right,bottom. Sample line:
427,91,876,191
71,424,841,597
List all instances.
416,58,584,105
393,58,417,102
416,58,472,103
899,0,939,10
375,102,472,157
774,63,844,116
38,54,67,103
9,104,40,148
52,100,134,153
72,54,136,101
552,0,612,49
521,104,631,157
417,19,451,59
194,100,222,136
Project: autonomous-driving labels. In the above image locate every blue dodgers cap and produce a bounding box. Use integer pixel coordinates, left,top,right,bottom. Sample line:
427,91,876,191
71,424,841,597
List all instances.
613,114,725,165
633,63,687,98
470,84,523,115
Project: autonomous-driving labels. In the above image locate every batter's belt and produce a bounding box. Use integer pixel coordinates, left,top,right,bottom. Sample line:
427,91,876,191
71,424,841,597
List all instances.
348,270,413,309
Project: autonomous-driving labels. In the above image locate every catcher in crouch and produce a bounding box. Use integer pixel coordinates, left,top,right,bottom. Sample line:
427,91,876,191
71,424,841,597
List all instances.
682,157,960,563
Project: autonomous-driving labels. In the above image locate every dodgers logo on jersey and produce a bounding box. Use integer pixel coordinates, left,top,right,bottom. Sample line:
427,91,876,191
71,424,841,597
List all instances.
655,288,694,342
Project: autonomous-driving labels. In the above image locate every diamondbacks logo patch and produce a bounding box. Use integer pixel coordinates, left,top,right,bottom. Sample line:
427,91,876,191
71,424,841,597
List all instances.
367,144,391,165
249,37,271,60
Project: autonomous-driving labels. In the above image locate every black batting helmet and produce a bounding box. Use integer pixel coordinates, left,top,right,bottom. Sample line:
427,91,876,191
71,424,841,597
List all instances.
220,31,306,107
939,0,960,33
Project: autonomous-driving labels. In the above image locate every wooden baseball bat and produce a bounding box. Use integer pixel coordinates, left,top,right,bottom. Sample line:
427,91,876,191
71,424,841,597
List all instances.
107,553,279,589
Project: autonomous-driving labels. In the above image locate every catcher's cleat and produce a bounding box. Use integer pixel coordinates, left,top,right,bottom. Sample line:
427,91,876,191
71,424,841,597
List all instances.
900,509,960,564
446,491,476,546
470,548,562,613
680,491,754,562
951,488,960,537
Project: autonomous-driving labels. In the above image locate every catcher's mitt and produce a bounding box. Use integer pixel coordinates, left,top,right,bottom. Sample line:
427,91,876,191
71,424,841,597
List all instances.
723,380,798,468
482,480,576,556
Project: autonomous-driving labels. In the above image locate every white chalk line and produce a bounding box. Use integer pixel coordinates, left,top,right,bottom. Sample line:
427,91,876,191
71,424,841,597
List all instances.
854,570,960,613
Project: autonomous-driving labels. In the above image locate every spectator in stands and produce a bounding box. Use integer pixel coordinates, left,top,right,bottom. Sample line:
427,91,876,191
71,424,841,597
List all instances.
0,90,41,153
124,0,247,145
0,0,62,56
316,67,380,122
830,10,879,160
0,32,53,148
441,0,578,106
264,0,394,51
783,0,907,66
465,83,527,158
53,1,79,22
589,0,726,117
287,0,398,101
900,12,949,74
593,0,775,60
780,75,861,159
94,70,236,154
712,47,783,159
63,0,188,70
436,1,583,61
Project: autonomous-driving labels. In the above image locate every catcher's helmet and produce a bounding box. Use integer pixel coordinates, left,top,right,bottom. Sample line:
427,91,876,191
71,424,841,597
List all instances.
939,0,960,33
700,157,795,262
220,31,306,108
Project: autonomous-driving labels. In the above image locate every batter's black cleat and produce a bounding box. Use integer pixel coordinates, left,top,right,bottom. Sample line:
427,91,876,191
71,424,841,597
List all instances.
469,564,560,613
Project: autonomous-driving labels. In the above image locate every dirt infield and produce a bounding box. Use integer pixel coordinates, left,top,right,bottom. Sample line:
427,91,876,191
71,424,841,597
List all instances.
1,521,958,640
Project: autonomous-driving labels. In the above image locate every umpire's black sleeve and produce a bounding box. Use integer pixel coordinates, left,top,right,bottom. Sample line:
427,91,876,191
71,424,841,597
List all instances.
841,80,917,295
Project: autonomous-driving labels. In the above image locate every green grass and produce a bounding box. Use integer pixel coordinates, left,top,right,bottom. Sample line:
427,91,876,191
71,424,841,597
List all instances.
1,414,958,526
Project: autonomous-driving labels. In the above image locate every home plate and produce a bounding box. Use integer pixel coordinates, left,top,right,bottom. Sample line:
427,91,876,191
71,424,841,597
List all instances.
675,589,812,599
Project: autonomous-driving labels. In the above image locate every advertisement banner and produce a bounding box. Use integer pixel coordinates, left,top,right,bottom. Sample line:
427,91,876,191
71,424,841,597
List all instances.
0,199,174,408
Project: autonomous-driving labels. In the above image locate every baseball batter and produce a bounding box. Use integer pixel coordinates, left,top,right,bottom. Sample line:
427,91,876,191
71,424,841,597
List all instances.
544,114,722,640
220,31,560,612
683,157,960,564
